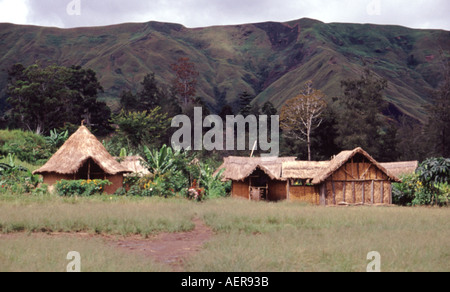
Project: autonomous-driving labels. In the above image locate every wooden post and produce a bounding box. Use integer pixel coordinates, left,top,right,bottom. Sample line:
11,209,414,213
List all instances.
362,181,365,204
352,182,356,203
343,183,346,203
331,180,336,205
371,180,374,204
390,183,393,205
381,181,384,204
286,180,290,202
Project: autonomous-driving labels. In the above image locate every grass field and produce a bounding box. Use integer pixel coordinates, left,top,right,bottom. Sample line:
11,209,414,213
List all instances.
0,194,449,272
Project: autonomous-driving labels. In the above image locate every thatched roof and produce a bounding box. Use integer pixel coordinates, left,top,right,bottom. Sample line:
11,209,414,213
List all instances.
34,126,131,175
216,156,297,181
380,161,418,177
311,147,401,184
282,161,329,180
217,148,402,184
116,156,151,177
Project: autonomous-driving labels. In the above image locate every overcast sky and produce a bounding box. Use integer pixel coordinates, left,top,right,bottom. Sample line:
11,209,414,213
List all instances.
0,0,449,30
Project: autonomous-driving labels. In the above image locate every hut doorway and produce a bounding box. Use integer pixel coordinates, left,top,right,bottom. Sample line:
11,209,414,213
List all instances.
249,169,269,201
77,158,106,180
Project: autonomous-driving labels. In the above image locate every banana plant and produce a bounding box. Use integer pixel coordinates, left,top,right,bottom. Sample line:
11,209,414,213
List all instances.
143,144,181,177
0,153,28,175
44,129,69,152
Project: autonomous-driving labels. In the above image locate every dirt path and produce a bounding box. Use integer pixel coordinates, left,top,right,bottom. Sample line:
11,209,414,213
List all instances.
0,218,214,272
113,217,214,271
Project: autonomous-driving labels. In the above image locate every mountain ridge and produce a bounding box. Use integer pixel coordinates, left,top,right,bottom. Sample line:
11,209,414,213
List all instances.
1,18,449,122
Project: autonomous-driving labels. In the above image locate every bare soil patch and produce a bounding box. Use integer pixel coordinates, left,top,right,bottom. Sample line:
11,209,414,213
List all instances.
1,218,214,272
113,217,214,271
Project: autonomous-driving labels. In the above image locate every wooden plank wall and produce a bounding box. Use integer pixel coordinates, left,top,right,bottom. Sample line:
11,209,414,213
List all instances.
289,185,320,204
232,179,250,199
324,159,392,205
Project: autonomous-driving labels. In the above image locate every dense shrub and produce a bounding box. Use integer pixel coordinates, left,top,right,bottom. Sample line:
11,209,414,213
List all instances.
393,158,449,206
55,180,111,197
0,153,42,194
0,129,51,165
119,145,229,200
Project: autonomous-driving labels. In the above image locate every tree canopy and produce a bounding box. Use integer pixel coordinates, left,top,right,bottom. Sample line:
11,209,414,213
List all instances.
6,63,111,135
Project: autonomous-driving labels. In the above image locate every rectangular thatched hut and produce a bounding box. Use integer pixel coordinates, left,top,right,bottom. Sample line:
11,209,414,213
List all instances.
216,148,406,206
33,126,132,194
215,156,297,202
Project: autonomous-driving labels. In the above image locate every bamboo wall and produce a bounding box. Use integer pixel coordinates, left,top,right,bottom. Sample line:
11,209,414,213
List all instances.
323,159,392,205
289,185,320,204
232,179,250,199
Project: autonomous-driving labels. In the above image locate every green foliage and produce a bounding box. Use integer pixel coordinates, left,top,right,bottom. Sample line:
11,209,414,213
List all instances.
6,63,111,135
121,145,229,200
0,129,50,164
55,179,112,197
0,153,42,194
417,157,450,184
333,68,392,161
198,165,230,199
392,173,419,206
44,129,69,153
143,144,180,177
120,73,181,117
393,158,449,206
423,58,450,157
111,108,170,151
415,158,450,206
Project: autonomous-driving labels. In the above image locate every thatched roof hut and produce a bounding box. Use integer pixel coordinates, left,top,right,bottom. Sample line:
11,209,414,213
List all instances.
216,156,297,181
34,126,131,194
311,147,401,184
217,147,403,205
116,156,151,177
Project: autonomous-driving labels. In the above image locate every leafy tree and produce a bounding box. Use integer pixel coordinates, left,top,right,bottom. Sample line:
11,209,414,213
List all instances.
111,107,170,151
261,101,277,117
238,91,255,116
6,63,111,135
119,73,182,118
334,68,391,160
423,55,450,158
139,73,161,110
171,57,199,109
280,81,327,161
7,63,74,134
66,65,107,130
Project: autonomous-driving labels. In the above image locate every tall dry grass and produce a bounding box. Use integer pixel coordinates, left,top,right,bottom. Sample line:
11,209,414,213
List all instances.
0,196,196,237
187,199,450,272
0,196,449,272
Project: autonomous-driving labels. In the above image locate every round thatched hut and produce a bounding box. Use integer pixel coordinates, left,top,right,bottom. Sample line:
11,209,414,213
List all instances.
33,126,131,194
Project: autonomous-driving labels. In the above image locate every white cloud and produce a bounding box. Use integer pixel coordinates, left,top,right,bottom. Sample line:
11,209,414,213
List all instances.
0,0,449,30
0,0,29,24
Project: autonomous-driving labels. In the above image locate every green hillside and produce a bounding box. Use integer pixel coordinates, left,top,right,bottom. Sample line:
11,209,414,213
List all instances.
0,18,449,122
